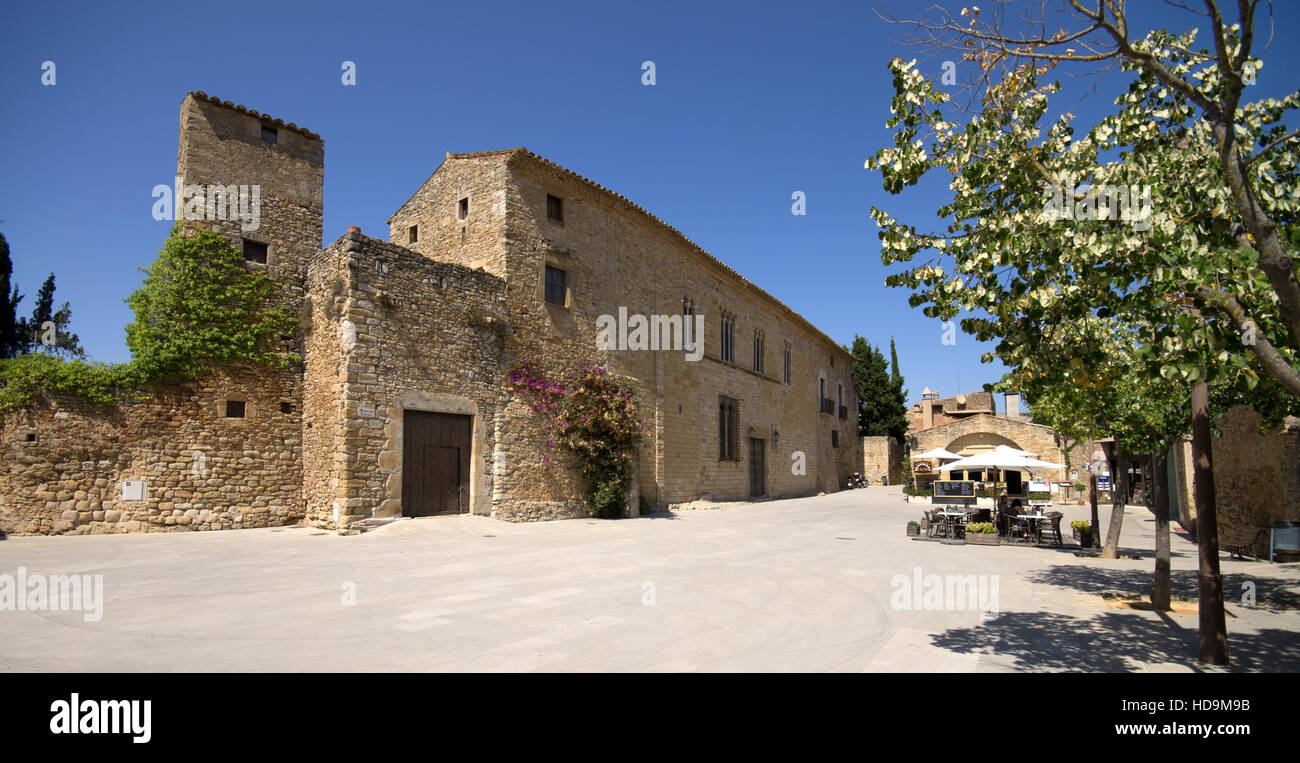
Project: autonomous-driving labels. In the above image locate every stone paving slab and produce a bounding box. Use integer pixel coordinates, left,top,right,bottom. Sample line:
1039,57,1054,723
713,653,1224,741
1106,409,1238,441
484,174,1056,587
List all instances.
0,487,1296,672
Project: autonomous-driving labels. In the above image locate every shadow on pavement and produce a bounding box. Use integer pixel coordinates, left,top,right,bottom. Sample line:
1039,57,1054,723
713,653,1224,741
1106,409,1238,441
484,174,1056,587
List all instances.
1025,564,1300,615
930,609,1300,672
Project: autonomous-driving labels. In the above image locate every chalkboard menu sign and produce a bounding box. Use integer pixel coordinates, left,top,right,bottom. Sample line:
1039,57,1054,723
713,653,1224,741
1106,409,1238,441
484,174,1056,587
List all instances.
932,480,976,498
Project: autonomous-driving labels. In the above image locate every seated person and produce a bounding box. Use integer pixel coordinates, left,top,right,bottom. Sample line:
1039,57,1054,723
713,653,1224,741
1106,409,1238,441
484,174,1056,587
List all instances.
1007,499,1027,537
995,493,1011,534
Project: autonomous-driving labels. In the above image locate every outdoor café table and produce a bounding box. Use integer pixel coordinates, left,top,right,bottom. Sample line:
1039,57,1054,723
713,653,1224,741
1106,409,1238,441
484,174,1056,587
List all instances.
937,510,970,538
1016,513,1048,543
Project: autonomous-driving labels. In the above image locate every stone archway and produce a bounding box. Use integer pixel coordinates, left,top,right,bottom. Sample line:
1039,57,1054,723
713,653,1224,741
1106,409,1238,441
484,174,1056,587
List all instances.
945,432,1023,456
944,432,1029,490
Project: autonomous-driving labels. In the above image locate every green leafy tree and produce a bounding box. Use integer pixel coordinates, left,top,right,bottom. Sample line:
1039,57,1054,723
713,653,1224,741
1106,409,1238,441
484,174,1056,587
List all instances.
125,225,298,382
850,335,908,441
866,2,1297,664
866,3,1299,402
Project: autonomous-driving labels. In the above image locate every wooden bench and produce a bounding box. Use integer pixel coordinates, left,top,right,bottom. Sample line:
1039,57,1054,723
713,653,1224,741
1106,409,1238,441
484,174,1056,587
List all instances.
1221,526,1265,561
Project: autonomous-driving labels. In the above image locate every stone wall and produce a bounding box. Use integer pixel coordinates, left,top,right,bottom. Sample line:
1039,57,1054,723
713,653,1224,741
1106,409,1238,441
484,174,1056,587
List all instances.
1173,406,1300,555
0,366,303,535
862,436,901,485
302,231,507,527
387,152,509,277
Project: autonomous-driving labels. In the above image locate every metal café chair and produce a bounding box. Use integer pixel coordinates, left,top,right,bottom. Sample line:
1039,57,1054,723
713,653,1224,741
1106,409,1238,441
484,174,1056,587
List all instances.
926,509,947,538
1038,511,1065,546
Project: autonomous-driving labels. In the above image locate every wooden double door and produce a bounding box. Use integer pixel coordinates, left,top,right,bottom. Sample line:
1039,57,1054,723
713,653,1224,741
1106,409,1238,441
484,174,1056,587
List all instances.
402,411,472,517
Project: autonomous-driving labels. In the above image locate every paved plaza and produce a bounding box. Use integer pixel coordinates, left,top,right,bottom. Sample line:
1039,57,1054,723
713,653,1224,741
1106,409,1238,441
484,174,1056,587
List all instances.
1,487,1297,672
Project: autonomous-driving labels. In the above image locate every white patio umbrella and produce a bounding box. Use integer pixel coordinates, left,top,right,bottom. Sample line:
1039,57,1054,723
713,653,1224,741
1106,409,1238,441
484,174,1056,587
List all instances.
938,450,1067,500
939,451,1065,471
990,444,1039,458
913,447,962,460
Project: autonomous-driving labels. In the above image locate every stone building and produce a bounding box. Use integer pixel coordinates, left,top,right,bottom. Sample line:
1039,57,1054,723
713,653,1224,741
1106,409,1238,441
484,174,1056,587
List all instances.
860,436,902,486
907,388,999,433
0,92,861,535
907,389,1088,492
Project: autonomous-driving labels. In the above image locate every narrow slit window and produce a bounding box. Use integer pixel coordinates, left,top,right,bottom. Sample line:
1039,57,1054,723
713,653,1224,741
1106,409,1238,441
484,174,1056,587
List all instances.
458,197,469,220
408,225,418,244
547,194,564,222
719,396,739,461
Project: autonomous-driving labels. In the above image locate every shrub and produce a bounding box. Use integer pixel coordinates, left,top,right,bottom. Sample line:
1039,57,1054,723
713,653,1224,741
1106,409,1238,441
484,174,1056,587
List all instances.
1071,519,1093,533
0,353,141,411
966,522,996,534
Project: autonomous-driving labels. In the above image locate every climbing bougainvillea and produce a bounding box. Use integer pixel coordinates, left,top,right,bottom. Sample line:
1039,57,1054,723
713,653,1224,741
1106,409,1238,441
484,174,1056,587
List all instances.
508,359,648,518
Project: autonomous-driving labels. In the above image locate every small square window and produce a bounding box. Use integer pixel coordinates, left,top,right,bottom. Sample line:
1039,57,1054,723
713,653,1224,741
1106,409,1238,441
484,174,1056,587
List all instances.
280,402,293,414
547,194,564,222
261,125,278,144
458,197,469,220
225,400,247,418
544,266,566,306
243,240,268,264
408,225,418,244
25,433,36,442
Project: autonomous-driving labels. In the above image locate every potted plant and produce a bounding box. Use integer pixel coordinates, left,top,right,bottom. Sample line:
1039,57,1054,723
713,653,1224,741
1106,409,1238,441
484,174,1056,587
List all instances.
1071,519,1093,548
907,520,921,537
1073,483,1087,505
965,521,998,545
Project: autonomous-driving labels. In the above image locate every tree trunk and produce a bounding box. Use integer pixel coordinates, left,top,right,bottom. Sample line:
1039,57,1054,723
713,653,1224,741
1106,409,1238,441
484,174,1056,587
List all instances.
1089,473,1100,548
1191,382,1229,665
1100,443,1128,559
1152,450,1171,611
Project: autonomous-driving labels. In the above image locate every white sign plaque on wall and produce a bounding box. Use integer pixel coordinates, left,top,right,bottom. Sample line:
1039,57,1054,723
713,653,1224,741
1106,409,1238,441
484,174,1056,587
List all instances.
121,481,147,502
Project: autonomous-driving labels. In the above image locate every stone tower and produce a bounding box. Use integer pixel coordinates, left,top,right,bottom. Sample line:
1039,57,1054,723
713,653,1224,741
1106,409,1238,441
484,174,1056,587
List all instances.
175,92,324,305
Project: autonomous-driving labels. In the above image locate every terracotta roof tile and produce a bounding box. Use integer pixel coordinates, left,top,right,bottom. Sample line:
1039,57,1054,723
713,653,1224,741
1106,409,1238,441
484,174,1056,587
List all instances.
187,91,322,141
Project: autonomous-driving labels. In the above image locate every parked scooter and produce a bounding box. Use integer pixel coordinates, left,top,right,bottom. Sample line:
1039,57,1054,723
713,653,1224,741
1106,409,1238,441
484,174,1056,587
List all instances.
845,472,867,489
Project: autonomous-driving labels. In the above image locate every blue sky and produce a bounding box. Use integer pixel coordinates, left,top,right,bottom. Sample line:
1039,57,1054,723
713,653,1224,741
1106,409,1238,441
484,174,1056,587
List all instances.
2,0,1297,410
